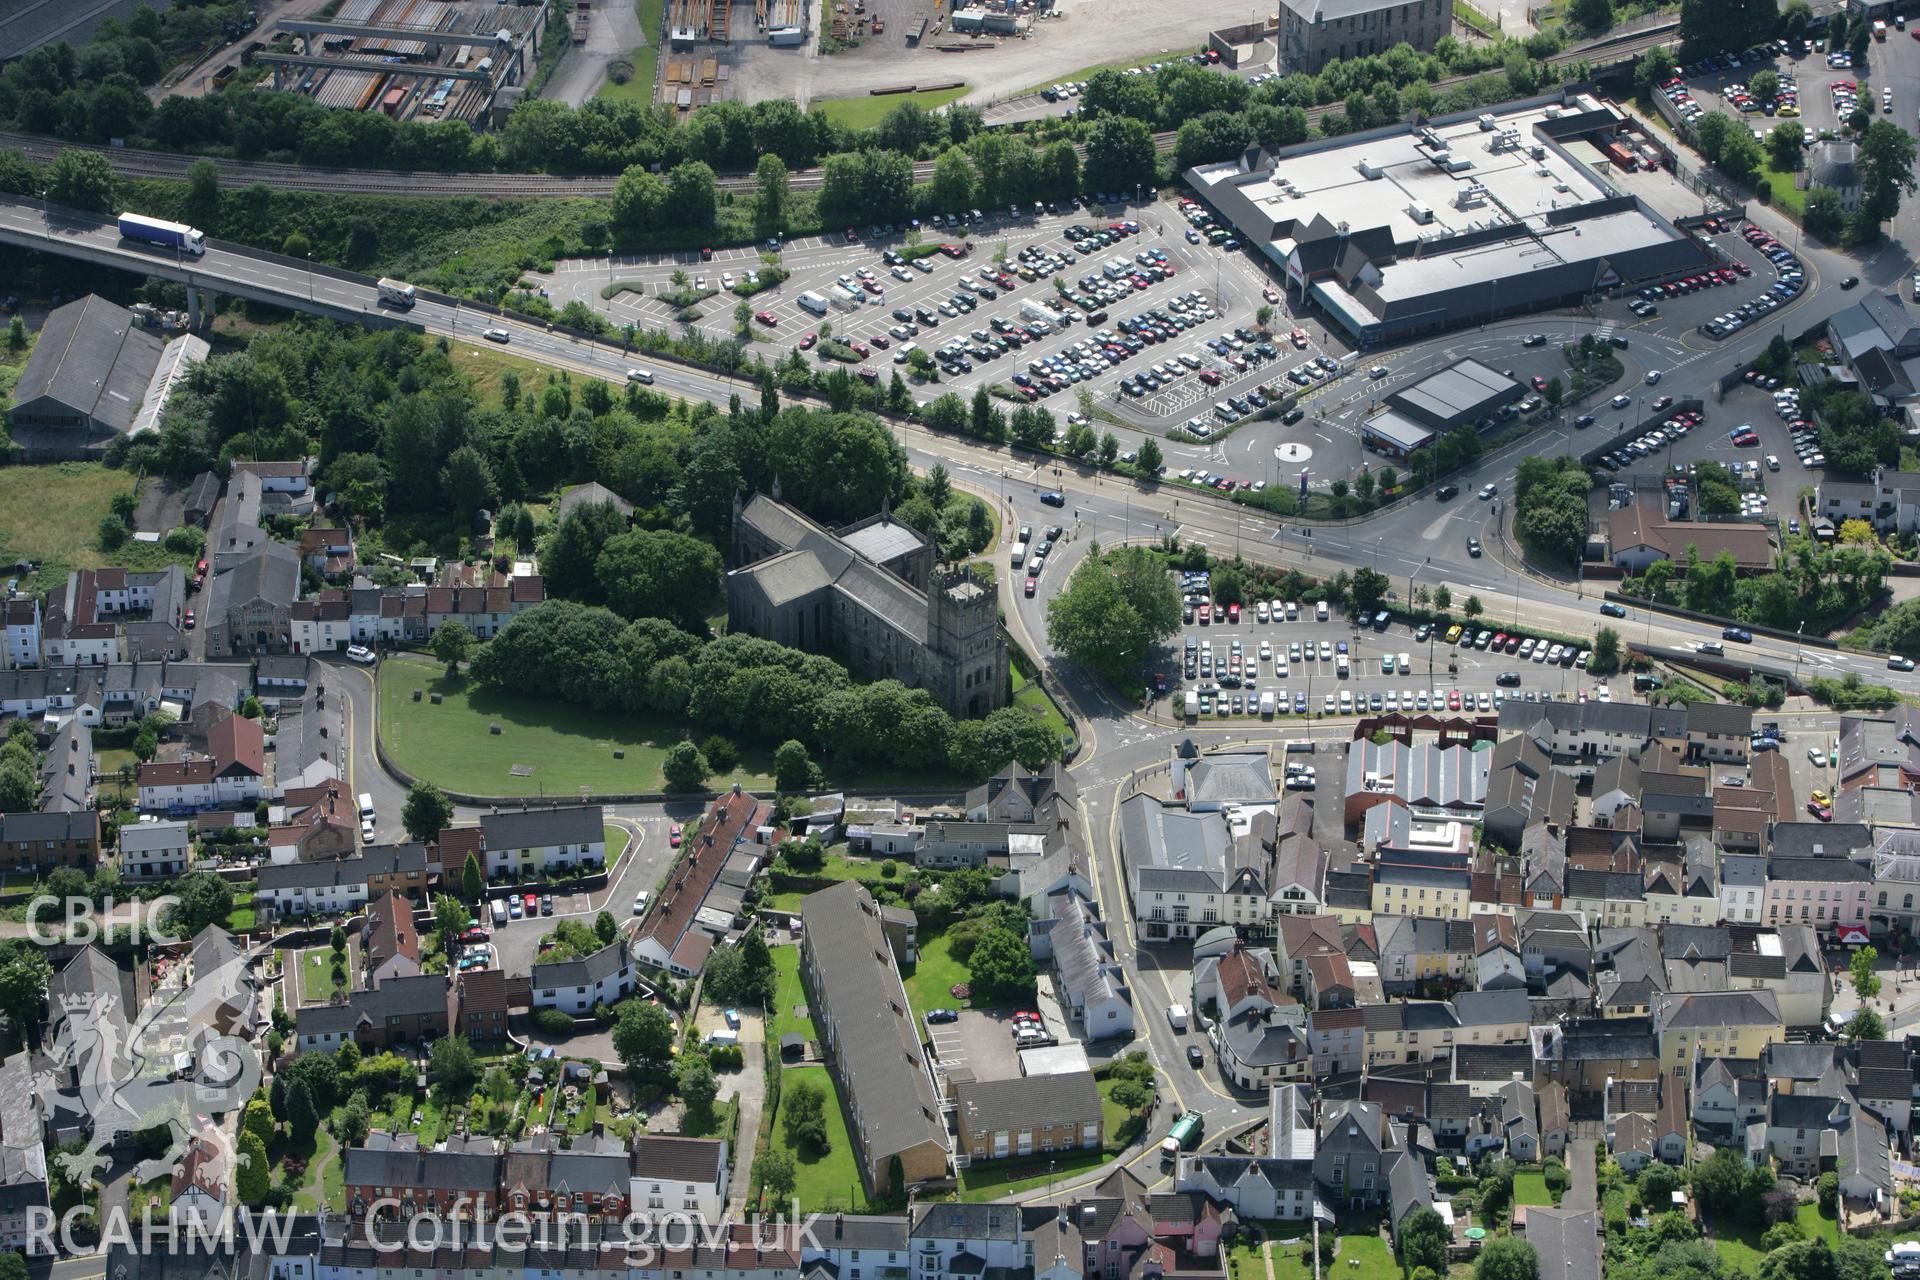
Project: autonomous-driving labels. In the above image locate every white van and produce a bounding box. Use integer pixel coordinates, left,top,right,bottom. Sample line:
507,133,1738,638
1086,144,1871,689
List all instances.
357,792,376,821
1338,689,1354,713
1315,601,1330,622
1167,1004,1190,1032
1336,653,1350,678
489,899,508,925
1397,652,1411,675
1184,691,1199,719
1286,601,1299,621
1258,691,1275,717
1012,541,1028,567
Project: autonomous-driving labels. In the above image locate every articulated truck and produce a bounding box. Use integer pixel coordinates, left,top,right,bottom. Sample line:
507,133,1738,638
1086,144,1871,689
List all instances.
117,213,205,257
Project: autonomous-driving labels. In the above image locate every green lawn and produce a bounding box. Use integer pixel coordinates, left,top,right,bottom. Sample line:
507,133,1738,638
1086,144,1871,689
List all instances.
1098,1076,1147,1153
605,824,628,867
899,925,976,1021
815,86,969,129
1333,1227,1400,1280
1513,1170,1554,1206
1011,667,1073,749
1758,159,1807,217
956,1147,1108,1200
775,1066,867,1212
378,656,775,796
769,945,816,1041
301,949,350,1004
1711,1202,1840,1274
289,1124,342,1213
0,464,197,591
595,44,658,105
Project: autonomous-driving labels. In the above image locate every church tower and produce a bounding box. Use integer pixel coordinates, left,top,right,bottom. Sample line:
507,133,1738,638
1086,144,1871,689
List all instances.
925,567,1009,717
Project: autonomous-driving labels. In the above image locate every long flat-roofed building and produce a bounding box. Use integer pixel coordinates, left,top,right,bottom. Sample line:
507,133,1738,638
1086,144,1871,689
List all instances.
1186,94,1705,347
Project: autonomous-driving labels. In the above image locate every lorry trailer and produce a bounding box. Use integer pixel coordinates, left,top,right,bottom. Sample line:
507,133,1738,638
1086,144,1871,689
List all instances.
377,278,417,308
117,212,206,257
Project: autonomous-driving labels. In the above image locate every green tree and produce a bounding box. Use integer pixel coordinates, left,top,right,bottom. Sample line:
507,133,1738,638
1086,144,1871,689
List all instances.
1401,1208,1450,1275
594,529,723,630
401,782,453,844
285,1077,318,1137
756,153,790,232
183,156,221,232
774,739,812,793
613,998,675,1068
1568,0,1612,30
430,1036,478,1095
1137,438,1164,474
236,1129,270,1205
759,1146,797,1202
1046,545,1182,685
1475,1238,1540,1280
1847,1006,1888,1040
461,851,485,902
44,150,116,212
1590,626,1622,676
1463,595,1483,619
337,1093,372,1147
782,1076,830,1151
429,621,475,673
675,1050,719,1115
1851,946,1882,1002
243,1097,275,1147
663,740,710,792
967,926,1036,1002
166,873,235,937
1856,120,1918,229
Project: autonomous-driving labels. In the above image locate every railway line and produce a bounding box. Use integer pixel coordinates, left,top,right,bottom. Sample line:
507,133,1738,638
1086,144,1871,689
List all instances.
0,17,1677,201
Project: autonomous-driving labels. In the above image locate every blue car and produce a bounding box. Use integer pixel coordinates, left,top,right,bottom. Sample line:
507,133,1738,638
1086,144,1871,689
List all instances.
1040,491,1066,507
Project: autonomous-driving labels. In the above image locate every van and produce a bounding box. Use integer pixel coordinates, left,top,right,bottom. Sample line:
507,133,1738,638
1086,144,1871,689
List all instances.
1397,652,1411,674
1336,653,1350,678
1315,601,1330,623
1338,689,1354,713
706,1029,739,1048
1286,601,1299,621
797,291,830,316
489,899,508,925
1184,691,1199,719
1167,1004,1190,1032
358,793,376,821
1012,541,1028,567
1259,691,1275,717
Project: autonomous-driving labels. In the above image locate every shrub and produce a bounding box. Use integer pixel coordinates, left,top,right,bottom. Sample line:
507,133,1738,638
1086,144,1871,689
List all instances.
532,1008,576,1036
1756,176,1773,203
881,860,897,878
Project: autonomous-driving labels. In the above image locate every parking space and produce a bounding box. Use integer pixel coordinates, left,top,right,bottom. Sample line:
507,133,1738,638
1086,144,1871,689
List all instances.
488,908,560,976
928,1009,1031,1083
1162,579,1622,728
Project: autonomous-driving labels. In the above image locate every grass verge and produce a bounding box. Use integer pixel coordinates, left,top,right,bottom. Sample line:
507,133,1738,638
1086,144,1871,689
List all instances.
774,1065,866,1212
377,655,774,796
814,86,970,129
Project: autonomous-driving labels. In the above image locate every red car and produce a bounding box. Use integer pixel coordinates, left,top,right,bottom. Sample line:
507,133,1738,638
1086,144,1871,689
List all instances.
754,310,778,326
462,928,491,942
183,609,195,629
849,340,870,356
1491,632,1508,648
195,559,208,575
870,334,890,348
1807,800,1833,821
798,333,817,350
844,227,859,242
1024,576,1037,597
1447,690,1462,710
669,823,683,847
523,893,539,914
1228,603,1241,623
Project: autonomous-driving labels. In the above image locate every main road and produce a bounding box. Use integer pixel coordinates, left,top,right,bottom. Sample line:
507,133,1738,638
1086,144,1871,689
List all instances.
0,193,1897,701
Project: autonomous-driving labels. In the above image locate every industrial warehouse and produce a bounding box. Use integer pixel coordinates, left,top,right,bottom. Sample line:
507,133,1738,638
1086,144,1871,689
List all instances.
1184,92,1709,348
259,0,547,126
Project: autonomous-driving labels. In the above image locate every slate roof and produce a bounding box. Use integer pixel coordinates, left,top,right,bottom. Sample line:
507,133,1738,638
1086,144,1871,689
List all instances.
10,295,166,433
630,1134,727,1184
954,1071,1101,1137
803,883,947,1170
530,939,629,989
481,805,604,850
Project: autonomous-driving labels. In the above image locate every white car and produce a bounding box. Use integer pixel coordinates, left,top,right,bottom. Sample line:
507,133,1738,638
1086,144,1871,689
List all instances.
1645,369,1662,384
1368,365,1389,379
1611,393,1631,408
345,644,376,664
482,328,511,343
633,890,651,915
1478,483,1497,500
721,272,736,288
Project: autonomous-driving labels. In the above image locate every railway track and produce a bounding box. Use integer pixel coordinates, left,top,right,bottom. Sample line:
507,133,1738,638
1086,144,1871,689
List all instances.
0,18,1677,201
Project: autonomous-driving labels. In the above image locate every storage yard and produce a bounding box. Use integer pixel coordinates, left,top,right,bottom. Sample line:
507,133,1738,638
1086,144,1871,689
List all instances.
261,0,546,124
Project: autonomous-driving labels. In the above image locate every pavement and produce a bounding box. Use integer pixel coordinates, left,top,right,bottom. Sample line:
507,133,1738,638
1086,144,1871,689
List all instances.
544,0,648,107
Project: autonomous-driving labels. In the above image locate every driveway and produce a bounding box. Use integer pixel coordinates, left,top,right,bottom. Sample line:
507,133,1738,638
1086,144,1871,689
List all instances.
1564,1137,1598,1212
543,0,646,107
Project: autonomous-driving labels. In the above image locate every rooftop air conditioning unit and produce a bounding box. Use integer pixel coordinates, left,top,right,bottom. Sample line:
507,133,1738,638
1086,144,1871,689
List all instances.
1407,203,1434,224
1358,157,1383,179
1477,113,1497,131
